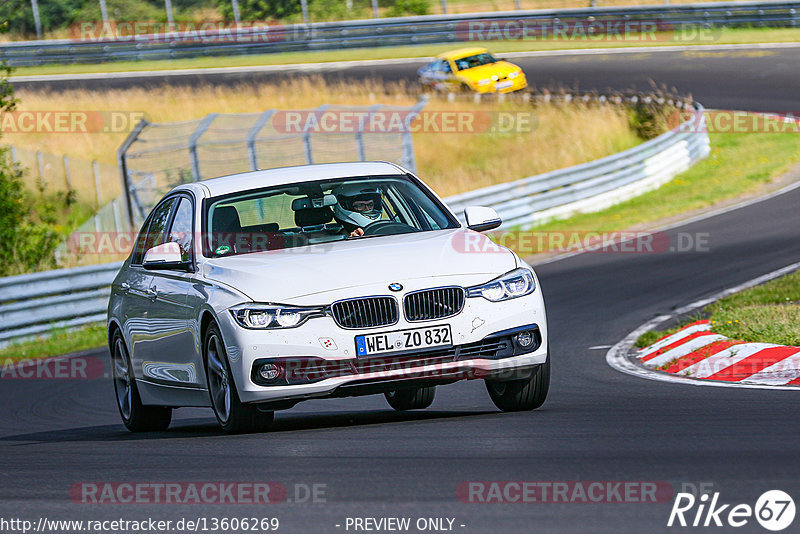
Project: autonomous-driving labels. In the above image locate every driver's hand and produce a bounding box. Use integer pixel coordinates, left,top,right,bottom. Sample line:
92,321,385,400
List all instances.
349,228,364,238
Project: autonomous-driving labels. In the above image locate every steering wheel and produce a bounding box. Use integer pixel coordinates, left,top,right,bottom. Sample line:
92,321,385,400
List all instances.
362,220,417,236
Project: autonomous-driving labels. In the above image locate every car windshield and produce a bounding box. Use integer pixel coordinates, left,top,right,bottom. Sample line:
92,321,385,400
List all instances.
204,175,458,257
454,53,496,71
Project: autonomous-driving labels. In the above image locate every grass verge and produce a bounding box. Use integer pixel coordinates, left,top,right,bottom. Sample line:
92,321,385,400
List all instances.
636,270,800,348
10,27,800,77
0,323,107,361
523,131,800,243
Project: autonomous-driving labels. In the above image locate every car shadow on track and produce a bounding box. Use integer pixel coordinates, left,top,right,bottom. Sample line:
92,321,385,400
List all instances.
0,409,499,444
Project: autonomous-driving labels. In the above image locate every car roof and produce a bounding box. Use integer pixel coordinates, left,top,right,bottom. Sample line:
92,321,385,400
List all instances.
438,47,489,61
172,161,407,198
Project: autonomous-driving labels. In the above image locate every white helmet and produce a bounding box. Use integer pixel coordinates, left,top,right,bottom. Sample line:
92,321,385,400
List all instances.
332,183,383,228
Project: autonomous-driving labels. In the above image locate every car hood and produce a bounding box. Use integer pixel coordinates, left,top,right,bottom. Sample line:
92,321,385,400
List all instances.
458,61,520,81
200,228,517,303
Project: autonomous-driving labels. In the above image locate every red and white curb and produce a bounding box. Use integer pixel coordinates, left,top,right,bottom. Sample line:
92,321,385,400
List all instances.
637,320,800,386
606,260,800,390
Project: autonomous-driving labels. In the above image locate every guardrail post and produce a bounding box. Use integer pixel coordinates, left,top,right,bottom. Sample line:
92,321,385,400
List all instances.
301,0,310,23
9,146,16,165
112,198,122,233
189,113,218,181
31,0,42,39
165,0,175,24
247,109,276,171
232,0,241,23
371,0,379,18
116,118,150,228
36,150,44,185
356,105,382,162
304,105,329,165
92,160,102,208
62,154,72,192
402,96,427,172
441,0,448,14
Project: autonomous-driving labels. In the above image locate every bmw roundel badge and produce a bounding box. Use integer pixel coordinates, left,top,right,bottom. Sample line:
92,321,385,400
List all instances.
389,282,403,292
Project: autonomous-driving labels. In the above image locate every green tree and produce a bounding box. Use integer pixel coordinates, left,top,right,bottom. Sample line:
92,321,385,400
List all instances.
216,0,302,21
0,62,61,275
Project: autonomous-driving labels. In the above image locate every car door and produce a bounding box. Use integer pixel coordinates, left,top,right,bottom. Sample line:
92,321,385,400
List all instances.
442,60,460,90
430,60,452,90
123,197,176,376
139,195,200,388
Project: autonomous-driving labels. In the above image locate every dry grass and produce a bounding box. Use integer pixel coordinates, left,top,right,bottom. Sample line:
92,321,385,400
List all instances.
7,77,639,201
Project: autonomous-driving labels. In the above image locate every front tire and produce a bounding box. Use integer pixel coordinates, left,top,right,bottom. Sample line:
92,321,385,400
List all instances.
110,330,172,432
204,323,274,434
485,349,550,412
385,386,436,411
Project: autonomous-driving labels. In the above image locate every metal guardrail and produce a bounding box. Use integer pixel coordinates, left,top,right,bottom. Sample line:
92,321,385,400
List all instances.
1,1,798,66
0,105,708,349
446,104,710,228
0,262,122,348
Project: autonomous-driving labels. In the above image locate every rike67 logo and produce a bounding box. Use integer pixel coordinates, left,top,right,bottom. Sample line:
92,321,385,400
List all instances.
668,490,795,531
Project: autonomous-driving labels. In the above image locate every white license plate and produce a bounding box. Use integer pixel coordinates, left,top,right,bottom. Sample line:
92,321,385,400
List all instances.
355,325,452,357
496,80,513,89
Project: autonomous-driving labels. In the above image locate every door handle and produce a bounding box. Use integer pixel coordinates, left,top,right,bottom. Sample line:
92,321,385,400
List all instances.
146,287,158,300
120,282,130,292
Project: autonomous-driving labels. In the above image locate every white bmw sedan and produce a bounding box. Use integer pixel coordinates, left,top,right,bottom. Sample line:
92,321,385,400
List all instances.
108,162,549,433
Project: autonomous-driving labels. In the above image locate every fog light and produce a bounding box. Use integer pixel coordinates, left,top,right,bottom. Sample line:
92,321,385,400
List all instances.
515,331,534,348
258,363,283,381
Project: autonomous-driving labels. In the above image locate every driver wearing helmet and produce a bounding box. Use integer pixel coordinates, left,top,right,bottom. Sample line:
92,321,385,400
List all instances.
332,184,384,238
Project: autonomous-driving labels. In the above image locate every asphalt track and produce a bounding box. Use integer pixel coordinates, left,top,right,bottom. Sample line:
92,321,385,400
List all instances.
13,45,800,112
2,46,800,533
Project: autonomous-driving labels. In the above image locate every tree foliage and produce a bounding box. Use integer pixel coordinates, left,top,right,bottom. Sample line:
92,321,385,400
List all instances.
0,62,62,275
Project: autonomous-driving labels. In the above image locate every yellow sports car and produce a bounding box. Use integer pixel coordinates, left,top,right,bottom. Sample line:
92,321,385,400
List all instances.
418,47,528,94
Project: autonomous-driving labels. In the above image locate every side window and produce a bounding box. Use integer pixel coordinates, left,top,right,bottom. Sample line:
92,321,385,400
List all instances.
167,197,194,263
136,198,176,264
442,61,452,74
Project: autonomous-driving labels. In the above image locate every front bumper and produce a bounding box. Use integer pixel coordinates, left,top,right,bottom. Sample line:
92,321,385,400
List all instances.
217,289,547,405
473,74,528,94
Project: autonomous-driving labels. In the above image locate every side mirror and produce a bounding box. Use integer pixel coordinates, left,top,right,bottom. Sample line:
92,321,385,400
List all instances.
143,242,190,271
464,206,502,232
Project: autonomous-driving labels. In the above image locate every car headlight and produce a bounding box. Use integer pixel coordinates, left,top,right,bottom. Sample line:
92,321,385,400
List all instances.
509,71,520,79
230,304,325,329
466,268,535,302
477,78,492,86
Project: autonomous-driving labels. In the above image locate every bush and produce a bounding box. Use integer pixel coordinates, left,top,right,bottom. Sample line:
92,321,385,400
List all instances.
1,0,216,37
0,0,84,37
387,0,430,17
627,103,669,140
0,63,65,275
216,0,302,21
